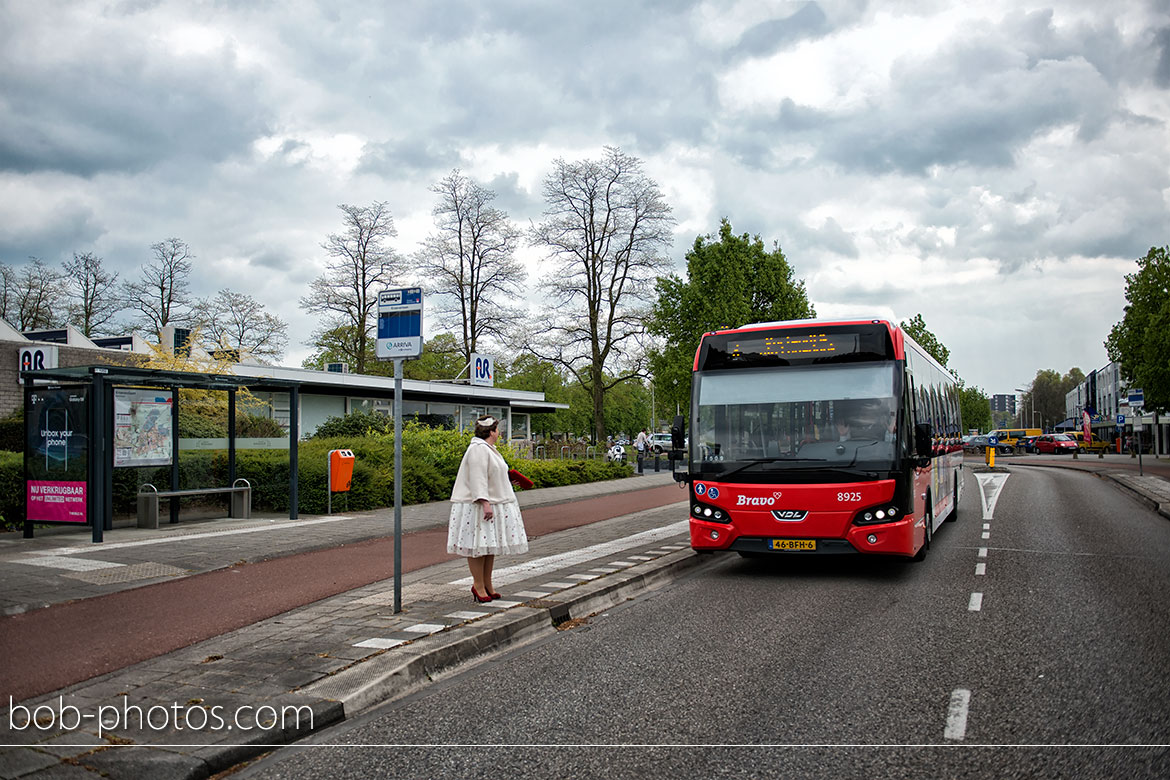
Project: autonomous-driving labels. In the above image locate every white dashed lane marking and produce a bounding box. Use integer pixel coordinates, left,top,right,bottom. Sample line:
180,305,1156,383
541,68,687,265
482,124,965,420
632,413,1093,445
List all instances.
945,689,972,740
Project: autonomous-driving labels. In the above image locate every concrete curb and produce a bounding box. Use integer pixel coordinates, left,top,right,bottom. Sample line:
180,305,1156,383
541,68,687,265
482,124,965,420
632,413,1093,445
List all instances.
301,547,715,716
149,547,716,778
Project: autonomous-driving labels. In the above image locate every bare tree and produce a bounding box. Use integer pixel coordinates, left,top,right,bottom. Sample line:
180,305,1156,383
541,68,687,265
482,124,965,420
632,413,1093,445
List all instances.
202,289,288,363
416,170,525,369
64,251,123,337
0,262,18,326
13,258,65,331
122,238,197,338
528,147,674,442
301,202,403,374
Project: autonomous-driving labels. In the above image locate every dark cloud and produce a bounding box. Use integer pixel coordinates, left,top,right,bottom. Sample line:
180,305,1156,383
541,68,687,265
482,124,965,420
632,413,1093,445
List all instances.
483,172,539,223
0,12,268,177
0,204,104,265
1155,26,1170,86
795,217,859,259
356,141,464,179
730,2,831,60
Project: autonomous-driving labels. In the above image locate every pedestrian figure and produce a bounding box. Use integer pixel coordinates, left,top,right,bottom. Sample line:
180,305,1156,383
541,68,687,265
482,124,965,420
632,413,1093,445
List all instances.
635,428,649,473
447,415,528,602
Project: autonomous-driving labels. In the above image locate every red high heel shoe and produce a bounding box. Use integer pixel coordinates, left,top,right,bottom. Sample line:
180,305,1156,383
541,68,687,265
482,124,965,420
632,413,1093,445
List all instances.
487,590,502,600
471,586,492,604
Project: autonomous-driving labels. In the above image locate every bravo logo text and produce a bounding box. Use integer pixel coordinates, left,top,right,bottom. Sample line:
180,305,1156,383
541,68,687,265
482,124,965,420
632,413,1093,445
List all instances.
736,494,780,506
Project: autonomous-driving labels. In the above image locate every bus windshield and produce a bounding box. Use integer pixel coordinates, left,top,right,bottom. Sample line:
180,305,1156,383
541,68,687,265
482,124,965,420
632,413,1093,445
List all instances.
694,363,902,474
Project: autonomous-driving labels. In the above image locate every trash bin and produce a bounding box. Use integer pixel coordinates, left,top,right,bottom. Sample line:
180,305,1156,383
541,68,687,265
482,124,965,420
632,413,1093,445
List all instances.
329,449,355,492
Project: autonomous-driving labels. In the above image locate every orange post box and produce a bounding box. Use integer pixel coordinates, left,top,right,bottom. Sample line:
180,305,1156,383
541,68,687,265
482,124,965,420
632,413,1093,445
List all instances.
329,449,354,492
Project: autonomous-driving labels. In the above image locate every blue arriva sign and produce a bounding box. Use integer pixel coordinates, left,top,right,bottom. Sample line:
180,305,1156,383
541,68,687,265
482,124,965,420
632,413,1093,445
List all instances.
376,287,423,360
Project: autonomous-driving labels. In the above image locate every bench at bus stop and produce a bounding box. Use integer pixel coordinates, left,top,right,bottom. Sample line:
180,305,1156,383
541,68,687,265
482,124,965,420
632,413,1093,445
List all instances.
136,479,252,529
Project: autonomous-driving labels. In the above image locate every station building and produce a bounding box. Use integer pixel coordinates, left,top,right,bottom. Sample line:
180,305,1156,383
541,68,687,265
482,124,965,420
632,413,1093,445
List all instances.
1,321,566,442
1063,362,1166,455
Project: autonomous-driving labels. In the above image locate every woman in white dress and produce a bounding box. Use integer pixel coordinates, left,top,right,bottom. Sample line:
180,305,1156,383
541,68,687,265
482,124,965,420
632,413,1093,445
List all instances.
447,415,528,602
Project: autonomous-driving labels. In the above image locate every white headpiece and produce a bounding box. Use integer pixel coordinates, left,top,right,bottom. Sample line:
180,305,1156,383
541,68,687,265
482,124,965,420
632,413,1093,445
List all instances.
478,416,497,427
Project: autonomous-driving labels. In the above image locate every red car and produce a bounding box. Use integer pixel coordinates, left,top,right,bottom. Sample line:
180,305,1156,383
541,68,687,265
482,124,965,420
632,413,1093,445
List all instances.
1034,433,1078,454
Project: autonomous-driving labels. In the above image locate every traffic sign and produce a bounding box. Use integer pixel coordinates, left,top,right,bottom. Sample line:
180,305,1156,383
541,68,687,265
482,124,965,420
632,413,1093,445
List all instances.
376,287,423,360
1128,388,1144,409
987,435,998,445
1117,414,1126,426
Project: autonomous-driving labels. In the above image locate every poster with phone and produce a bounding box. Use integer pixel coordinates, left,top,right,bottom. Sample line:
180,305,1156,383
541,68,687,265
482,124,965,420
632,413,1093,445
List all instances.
26,386,88,524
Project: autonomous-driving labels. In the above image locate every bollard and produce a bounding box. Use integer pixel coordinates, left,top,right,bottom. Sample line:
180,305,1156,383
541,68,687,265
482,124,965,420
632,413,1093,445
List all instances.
654,454,661,472
987,446,994,468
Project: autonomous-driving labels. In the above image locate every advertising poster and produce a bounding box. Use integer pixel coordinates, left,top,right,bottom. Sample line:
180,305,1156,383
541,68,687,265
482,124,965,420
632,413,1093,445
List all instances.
26,386,89,524
114,388,174,467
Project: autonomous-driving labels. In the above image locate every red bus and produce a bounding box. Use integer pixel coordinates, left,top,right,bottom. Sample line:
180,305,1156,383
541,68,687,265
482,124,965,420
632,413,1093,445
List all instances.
673,318,963,561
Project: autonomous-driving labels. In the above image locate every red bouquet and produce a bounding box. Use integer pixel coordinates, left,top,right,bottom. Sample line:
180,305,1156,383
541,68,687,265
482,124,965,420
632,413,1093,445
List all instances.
508,469,534,490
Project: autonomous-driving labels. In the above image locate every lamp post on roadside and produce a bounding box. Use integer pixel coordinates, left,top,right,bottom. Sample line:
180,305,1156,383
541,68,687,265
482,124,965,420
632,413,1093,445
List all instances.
1015,387,1034,431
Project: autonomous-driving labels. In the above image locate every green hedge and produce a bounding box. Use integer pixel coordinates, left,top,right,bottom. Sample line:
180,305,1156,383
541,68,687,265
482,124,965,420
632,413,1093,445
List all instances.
0,424,632,530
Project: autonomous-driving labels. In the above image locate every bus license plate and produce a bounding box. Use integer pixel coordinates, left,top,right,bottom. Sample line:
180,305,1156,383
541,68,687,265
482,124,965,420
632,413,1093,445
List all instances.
770,539,815,551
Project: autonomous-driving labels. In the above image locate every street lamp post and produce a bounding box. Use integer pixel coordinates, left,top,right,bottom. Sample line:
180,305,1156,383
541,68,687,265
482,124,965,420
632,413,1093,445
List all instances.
1015,387,1034,431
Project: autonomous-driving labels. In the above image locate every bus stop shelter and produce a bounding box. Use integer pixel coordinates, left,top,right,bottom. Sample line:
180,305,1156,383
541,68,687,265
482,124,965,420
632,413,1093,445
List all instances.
21,364,305,543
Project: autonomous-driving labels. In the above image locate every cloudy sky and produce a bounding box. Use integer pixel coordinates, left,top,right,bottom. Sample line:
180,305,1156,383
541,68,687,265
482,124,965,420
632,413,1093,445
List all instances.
2,0,1168,396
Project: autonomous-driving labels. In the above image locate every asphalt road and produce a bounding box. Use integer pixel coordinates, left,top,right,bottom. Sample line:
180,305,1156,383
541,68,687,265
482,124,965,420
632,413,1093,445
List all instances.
237,465,1170,779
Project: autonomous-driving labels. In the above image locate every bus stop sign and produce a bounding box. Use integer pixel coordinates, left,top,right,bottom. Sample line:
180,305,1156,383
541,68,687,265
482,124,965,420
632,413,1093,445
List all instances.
376,288,423,360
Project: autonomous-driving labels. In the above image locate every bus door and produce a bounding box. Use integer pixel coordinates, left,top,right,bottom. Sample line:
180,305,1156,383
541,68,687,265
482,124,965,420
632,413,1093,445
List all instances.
907,374,931,533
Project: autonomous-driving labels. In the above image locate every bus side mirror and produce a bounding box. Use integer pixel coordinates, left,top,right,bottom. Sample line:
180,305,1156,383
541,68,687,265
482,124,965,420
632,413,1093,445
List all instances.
670,415,688,483
914,423,932,462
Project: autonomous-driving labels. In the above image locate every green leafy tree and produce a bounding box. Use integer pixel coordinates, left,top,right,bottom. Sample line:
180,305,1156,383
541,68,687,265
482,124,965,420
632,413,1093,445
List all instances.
301,325,392,377
497,354,570,438
900,313,949,368
958,382,992,433
1106,246,1170,412
403,334,466,381
1020,368,1085,429
647,218,816,416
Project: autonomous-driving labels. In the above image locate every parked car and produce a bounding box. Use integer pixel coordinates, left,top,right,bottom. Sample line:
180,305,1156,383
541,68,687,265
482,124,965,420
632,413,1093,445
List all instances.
963,435,990,453
649,432,673,453
1034,433,1078,454
986,428,1042,454
1063,431,1112,454
1016,435,1037,454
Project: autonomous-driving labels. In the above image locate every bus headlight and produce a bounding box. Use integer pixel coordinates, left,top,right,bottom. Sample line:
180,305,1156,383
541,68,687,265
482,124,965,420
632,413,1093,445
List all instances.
691,500,730,524
853,503,900,526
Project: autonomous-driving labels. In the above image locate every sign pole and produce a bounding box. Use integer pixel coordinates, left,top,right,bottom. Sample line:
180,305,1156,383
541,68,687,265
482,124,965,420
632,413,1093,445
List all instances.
375,286,423,615
394,358,403,614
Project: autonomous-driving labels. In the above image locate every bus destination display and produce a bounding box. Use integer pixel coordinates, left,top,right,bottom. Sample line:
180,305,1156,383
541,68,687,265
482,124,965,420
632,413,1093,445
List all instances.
727,332,860,360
